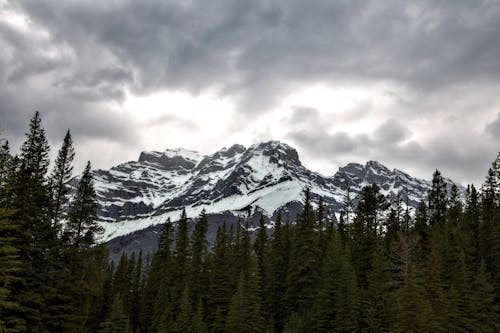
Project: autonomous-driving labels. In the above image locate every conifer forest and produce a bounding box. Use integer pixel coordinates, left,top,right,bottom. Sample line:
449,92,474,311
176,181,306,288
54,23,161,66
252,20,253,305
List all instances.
1,112,499,332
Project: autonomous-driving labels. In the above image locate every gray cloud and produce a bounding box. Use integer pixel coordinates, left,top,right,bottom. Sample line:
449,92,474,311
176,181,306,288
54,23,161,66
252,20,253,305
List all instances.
284,108,496,184
486,112,500,139
1,0,499,184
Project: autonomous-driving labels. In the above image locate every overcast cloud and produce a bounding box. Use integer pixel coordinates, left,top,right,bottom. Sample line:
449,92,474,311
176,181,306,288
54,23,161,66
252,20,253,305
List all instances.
0,0,499,185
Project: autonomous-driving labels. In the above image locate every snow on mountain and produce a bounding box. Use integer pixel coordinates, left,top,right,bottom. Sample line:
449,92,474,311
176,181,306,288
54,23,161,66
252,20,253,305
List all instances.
91,141,465,244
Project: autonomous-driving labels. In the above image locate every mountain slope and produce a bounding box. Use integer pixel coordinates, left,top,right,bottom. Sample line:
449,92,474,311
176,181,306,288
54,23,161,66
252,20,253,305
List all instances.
91,141,463,246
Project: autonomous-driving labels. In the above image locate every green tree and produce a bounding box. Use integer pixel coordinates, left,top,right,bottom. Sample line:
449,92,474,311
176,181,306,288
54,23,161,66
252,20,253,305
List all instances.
285,188,321,322
0,209,23,332
99,295,132,333
67,161,103,248
190,209,209,305
253,214,268,317
225,257,264,333
268,211,288,332
428,170,448,226
311,230,359,333
49,130,75,229
207,224,232,332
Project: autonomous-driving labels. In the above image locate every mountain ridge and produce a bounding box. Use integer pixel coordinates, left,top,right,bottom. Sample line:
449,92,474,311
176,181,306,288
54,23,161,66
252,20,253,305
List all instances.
90,140,464,248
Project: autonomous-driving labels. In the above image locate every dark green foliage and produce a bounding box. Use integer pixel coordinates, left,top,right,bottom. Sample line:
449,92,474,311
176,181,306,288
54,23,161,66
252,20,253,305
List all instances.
1,112,498,333
225,257,265,333
0,209,23,332
99,295,132,333
285,188,321,320
311,231,359,332
428,169,448,226
190,209,209,305
67,161,103,248
267,212,288,332
50,130,74,228
207,224,232,332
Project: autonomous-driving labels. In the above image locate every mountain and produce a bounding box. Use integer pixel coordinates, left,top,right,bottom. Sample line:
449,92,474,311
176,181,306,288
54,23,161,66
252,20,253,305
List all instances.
91,141,463,260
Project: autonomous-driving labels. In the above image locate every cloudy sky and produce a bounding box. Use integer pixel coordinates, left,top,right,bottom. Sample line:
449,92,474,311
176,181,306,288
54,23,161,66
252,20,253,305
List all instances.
1,0,499,185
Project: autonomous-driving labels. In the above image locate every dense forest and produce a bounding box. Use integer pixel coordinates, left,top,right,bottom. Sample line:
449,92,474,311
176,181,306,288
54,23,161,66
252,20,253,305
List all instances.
0,112,499,333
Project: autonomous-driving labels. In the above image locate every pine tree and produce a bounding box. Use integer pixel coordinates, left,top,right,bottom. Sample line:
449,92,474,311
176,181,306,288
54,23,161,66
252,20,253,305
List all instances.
67,161,103,248
465,261,499,332
0,209,23,332
207,224,232,332
479,159,500,291
311,230,359,332
350,184,388,288
464,184,480,262
0,139,11,204
171,209,190,316
428,170,448,226
50,130,75,229
8,111,58,330
253,214,268,317
171,286,192,333
144,219,174,332
190,209,209,305
225,256,264,333
99,294,132,333
268,211,288,332
285,188,321,322
192,300,208,333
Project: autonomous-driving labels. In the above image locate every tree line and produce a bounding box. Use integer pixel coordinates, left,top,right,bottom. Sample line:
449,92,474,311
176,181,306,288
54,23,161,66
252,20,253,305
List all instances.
1,112,499,332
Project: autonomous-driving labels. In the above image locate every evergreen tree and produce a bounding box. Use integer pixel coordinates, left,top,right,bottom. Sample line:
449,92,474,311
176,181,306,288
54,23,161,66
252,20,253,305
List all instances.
479,159,500,290
464,261,499,332
8,111,58,331
350,184,387,288
99,295,132,333
253,214,268,317
285,188,321,322
311,231,359,333
50,130,75,229
207,224,232,332
143,219,174,332
190,209,209,305
171,209,190,316
171,287,192,333
464,184,480,262
225,256,264,333
268,211,288,332
67,161,103,248
192,300,208,333
0,209,23,332
428,170,448,226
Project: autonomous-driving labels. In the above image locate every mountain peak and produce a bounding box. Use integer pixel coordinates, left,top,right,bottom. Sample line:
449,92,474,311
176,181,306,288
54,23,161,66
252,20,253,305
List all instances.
138,148,202,171
248,140,301,166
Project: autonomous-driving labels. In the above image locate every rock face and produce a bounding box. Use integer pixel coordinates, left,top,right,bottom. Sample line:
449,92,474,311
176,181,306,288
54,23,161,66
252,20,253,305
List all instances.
89,141,464,261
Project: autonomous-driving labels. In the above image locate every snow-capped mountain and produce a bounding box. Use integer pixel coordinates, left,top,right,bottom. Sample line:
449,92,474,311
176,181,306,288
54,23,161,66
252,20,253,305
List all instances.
93,141,463,260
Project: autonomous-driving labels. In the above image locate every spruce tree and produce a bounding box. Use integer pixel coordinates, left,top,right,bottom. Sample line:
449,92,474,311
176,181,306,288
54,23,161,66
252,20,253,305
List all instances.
268,211,288,332
350,184,387,288
50,130,75,229
479,160,500,290
9,111,57,330
428,170,448,226
311,230,359,332
190,209,209,305
171,286,192,333
99,295,132,333
253,214,268,317
171,209,190,315
285,188,321,322
0,209,23,332
207,224,232,332
225,256,264,333
67,161,103,247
